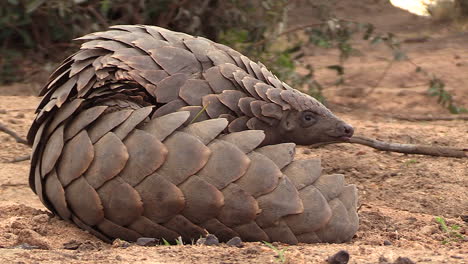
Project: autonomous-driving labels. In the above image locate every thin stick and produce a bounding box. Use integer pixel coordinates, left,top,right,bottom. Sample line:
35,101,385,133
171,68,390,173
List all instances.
390,115,468,121
0,123,28,145
310,136,467,158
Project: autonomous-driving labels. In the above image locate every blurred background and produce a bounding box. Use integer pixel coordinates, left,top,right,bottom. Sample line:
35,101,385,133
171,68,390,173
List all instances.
0,0,467,114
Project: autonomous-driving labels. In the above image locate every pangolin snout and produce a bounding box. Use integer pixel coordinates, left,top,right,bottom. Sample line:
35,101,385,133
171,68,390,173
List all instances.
338,123,354,140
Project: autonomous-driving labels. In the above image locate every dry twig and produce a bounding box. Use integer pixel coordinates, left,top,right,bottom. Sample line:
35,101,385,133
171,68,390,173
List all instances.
390,115,468,121
310,136,467,158
0,122,28,145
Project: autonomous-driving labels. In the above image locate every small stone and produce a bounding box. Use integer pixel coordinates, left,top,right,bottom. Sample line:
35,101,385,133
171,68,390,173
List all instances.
136,237,158,246
196,237,206,245
205,234,220,245
327,250,350,264
197,234,219,246
383,240,392,246
8,119,18,124
78,240,102,251
0,109,6,114
226,237,243,247
394,257,415,264
15,113,25,118
451,255,463,259
63,240,81,250
302,149,311,155
13,243,39,250
112,238,131,248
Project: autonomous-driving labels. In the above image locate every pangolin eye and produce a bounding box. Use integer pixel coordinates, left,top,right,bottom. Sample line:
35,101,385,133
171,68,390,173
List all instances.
300,111,317,127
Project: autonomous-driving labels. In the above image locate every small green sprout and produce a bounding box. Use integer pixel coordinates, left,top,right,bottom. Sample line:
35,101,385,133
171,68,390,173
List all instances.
435,216,465,244
263,241,287,263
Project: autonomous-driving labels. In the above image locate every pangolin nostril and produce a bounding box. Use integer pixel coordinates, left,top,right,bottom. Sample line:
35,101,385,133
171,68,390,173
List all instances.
342,124,354,137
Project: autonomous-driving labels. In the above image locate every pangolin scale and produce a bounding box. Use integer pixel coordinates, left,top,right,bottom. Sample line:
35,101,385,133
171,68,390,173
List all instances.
28,25,358,244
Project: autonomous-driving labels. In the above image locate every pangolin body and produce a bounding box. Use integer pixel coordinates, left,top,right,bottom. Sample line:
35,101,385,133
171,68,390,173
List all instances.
28,25,358,244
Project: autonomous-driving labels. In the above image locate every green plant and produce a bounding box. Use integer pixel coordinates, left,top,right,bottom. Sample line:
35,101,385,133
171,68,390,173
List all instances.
263,241,287,263
175,236,184,246
435,216,465,244
427,77,468,114
404,159,419,166
161,238,171,246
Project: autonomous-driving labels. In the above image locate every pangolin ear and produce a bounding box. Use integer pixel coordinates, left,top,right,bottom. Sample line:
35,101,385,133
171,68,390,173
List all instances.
280,111,296,132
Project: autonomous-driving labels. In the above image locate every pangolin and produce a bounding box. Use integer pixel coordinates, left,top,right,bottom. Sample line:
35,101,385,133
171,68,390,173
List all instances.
27,25,358,244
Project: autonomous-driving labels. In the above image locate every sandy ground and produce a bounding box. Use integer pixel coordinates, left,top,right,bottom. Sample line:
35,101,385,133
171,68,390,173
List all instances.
0,1,467,263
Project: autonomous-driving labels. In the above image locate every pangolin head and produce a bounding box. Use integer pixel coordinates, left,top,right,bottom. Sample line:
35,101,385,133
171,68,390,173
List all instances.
265,89,354,145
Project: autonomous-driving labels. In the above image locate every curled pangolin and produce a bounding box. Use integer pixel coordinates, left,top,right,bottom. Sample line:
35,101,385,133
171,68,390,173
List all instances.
27,25,358,244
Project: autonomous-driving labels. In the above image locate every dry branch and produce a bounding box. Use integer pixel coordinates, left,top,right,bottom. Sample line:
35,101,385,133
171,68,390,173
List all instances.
310,136,467,158
391,115,468,121
0,122,28,145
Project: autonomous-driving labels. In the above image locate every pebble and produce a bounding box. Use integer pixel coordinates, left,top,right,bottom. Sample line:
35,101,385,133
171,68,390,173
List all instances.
13,243,39,250
15,113,25,118
226,237,243,247
63,240,81,250
383,240,392,246
112,238,131,248
196,234,219,246
0,109,6,114
136,237,158,246
327,250,350,264
302,149,311,155
78,241,102,251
